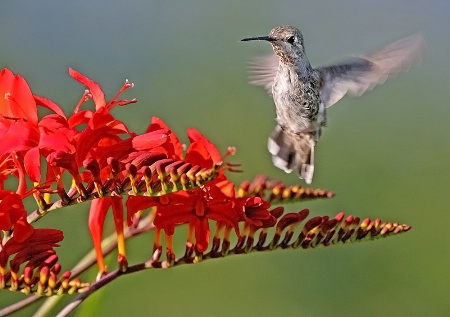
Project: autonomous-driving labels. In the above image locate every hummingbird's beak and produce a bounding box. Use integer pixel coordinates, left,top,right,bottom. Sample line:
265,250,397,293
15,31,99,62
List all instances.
241,35,275,42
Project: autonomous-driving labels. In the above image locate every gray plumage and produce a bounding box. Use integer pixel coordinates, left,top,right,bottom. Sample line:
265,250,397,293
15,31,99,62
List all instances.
242,26,423,184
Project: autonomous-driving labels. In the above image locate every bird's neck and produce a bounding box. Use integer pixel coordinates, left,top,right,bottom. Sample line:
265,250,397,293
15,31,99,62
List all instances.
292,54,312,78
278,61,311,82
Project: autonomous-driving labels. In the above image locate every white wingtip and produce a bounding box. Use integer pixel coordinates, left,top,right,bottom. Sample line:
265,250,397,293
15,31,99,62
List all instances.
267,137,280,155
300,164,314,184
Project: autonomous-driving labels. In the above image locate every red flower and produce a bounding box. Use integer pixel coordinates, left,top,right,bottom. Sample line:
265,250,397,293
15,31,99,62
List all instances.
0,68,71,188
0,190,34,243
157,186,239,252
237,196,275,228
127,179,240,253
46,69,135,191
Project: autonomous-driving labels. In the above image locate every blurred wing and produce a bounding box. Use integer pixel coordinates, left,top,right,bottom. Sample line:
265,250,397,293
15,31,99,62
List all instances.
317,32,424,107
247,54,279,95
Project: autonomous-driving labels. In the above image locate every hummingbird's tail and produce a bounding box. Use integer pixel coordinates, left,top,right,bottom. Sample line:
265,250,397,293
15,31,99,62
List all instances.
267,125,316,184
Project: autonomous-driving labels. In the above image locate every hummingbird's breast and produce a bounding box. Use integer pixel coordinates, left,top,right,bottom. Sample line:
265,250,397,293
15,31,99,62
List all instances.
272,65,326,134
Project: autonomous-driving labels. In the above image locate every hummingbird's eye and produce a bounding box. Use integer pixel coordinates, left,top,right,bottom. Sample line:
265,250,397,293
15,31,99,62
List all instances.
287,36,295,44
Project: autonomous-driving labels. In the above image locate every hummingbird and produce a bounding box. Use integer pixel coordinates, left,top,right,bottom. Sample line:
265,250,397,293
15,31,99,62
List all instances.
241,26,423,184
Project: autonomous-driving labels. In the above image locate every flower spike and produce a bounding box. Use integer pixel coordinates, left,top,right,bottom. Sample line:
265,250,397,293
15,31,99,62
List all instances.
237,175,335,203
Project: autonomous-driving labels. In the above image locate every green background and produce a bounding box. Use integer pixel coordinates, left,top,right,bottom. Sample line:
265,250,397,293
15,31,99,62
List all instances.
1,1,449,316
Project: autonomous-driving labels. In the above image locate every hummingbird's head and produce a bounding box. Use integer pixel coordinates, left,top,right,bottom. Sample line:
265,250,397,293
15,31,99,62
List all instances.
242,25,306,65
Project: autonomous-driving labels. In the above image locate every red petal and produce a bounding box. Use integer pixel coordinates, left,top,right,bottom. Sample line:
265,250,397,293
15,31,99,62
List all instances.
153,204,193,228
0,190,27,231
111,196,124,235
184,141,212,167
34,95,66,119
131,131,168,151
38,115,77,154
125,196,160,226
0,120,39,158
0,212,12,230
69,68,106,110
47,151,78,173
75,121,128,167
208,202,240,234
68,109,93,128
12,74,38,123
194,217,210,253
24,147,41,182
10,152,27,196
215,180,235,198
0,69,14,111
0,69,38,123
0,69,15,118
11,217,34,243
187,129,221,163
147,117,183,159
88,198,112,272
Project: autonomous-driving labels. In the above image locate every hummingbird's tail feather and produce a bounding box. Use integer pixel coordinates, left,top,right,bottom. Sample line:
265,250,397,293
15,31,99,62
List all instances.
268,125,315,184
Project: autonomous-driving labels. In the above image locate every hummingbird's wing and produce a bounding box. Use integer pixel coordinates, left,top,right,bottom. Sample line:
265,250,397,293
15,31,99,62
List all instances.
317,33,423,107
247,55,279,95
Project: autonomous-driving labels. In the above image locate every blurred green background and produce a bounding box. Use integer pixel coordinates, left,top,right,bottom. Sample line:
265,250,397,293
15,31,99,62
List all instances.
1,1,449,316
